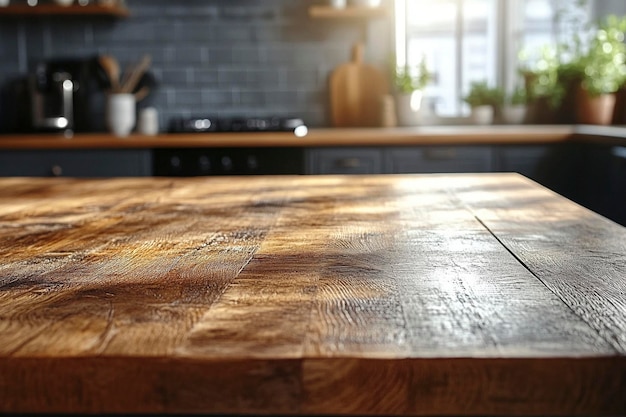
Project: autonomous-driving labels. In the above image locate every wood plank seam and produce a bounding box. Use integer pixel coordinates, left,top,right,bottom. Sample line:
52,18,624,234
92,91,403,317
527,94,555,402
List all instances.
451,177,626,355
471,214,621,351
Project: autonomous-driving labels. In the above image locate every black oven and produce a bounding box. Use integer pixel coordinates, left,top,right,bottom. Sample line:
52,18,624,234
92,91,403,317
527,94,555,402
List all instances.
155,116,307,176
153,147,305,176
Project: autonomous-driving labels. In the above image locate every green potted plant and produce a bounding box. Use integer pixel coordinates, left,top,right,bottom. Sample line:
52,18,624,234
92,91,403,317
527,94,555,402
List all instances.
572,15,626,124
392,56,433,126
463,80,503,125
518,45,564,123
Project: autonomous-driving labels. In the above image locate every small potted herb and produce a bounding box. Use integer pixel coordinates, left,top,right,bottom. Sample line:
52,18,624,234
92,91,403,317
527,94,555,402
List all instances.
392,56,433,126
518,46,563,123
463,80,503,125
572,15,626,124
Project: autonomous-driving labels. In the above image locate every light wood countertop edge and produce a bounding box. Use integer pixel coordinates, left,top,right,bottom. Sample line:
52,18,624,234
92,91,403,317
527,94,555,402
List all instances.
0,125,613,150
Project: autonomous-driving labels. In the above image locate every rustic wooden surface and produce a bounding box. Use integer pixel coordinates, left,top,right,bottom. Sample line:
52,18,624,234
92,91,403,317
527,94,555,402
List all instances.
0,125,575,149
0,174,624,416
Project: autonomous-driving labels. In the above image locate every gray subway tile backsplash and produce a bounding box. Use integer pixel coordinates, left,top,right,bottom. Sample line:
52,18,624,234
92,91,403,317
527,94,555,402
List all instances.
0,0,392,129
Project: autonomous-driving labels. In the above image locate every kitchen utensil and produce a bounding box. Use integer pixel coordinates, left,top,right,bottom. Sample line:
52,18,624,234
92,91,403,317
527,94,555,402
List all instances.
98,54,121,92
134,86,150,102
120,54,151,94
130,70,156,101
329,43,388,127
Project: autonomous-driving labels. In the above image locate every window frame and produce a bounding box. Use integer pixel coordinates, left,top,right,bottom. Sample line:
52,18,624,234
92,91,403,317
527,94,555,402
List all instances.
394,0,591,116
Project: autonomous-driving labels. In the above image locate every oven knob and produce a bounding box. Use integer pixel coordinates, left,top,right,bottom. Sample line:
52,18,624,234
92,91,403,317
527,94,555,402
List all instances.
221,156,233,172
247,155,259,171
51,165,63,177
170,156,182,172
198,155,211,173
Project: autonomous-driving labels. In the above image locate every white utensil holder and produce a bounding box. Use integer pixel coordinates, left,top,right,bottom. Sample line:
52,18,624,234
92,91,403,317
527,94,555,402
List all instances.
107,93,136,137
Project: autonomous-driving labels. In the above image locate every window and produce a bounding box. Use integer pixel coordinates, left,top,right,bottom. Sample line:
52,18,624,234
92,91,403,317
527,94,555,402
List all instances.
396,0,592,117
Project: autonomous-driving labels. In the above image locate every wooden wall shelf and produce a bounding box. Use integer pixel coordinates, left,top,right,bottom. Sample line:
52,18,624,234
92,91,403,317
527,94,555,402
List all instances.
308,5,388,19
0,4,129,17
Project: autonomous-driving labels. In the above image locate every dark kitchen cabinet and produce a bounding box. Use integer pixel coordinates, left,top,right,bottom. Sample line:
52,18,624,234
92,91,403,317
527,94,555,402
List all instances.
306,147,383,175
606,145,626,225
0,4,130,18
308,5,389,19
569,144,623,226
495,143,626,227
494,144,586,205
0,149,152,177
385,146,494,173
495,145,554,178
308,146,494,175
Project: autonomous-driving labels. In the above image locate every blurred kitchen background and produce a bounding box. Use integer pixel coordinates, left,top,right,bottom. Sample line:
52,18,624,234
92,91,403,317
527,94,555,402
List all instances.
0,0,393,130
0,0,625,130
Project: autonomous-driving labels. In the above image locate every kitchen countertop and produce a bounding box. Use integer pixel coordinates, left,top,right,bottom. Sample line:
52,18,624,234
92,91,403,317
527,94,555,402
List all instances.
0,125,595,149
0,174,624,416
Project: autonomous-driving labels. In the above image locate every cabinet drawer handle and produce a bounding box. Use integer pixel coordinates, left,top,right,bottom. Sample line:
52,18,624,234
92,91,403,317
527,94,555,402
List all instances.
51,165,63,177
424,148,457,160
336,158,361,169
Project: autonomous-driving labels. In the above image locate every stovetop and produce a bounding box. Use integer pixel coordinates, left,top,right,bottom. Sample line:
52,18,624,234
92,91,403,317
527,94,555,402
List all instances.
168,116,308,136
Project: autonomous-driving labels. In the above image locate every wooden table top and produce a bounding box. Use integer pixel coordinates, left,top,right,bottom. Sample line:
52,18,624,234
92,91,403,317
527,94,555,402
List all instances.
0,174,624,416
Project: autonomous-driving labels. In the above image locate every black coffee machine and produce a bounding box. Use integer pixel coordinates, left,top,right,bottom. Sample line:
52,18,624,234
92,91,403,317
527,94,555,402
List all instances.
1,57,107,134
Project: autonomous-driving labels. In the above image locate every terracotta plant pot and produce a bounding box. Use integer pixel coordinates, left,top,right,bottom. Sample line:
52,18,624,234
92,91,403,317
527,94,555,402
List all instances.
576,86,616,125
612,87,626,124
526,97,557,124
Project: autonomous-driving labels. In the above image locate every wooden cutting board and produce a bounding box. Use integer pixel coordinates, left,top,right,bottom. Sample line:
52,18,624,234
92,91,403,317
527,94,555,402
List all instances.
329,43,388,127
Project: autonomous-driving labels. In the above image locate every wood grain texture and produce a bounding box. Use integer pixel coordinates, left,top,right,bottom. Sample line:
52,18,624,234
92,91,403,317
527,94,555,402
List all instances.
329,44,389,127
0,174,624,415
451,174,626,354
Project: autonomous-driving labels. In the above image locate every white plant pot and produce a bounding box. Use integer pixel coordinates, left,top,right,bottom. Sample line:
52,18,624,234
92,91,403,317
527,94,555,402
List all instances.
470,105,494,125
395,91,423,127
501,105,527,124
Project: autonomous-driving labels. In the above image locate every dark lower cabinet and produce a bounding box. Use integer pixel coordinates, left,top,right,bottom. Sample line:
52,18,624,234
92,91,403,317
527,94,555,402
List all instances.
496,145,553,178
606,146,626,225
0,149,152,177
495,144,580,200
306,148,382,175
307,146,495,175
385,146,494,173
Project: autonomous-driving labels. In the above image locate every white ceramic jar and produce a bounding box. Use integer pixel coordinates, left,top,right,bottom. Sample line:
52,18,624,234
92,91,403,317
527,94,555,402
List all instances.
349,0,382,7
138,107,159,136
107,93,136,137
